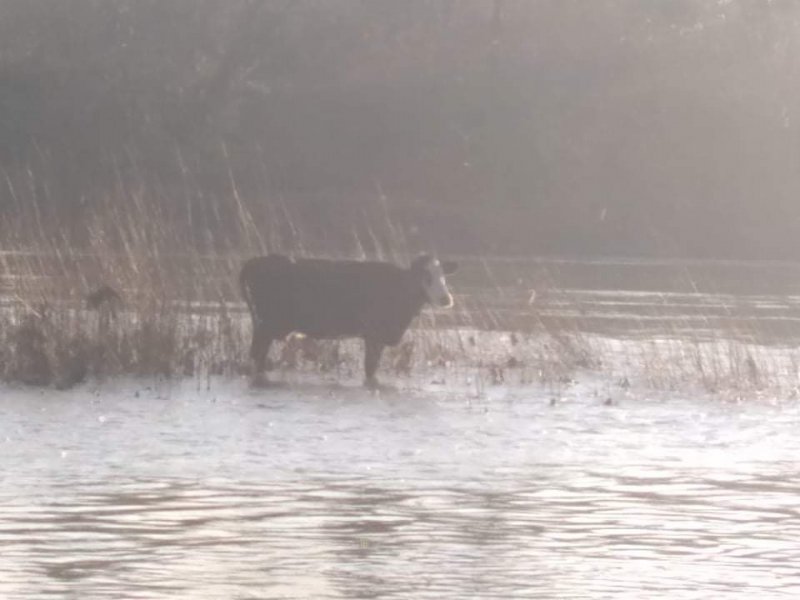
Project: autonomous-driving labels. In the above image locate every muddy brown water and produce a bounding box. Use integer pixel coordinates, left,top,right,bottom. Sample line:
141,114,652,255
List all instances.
2,378,800,599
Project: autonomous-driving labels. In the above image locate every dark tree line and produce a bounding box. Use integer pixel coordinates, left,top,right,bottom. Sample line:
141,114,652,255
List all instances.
1,1,800,258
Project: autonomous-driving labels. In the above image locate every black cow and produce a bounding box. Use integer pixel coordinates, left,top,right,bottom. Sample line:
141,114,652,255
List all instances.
239,254,458,387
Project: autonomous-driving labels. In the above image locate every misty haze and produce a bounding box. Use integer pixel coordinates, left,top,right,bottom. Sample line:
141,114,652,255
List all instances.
2,2,800,598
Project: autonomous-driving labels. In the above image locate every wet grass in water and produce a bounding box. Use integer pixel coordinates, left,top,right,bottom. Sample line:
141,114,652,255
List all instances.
2,190,800,397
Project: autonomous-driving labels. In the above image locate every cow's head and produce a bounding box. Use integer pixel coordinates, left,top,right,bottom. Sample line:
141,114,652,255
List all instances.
410,255,458,308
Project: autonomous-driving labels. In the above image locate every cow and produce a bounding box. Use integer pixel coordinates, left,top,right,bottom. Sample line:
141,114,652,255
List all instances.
239,254,458,388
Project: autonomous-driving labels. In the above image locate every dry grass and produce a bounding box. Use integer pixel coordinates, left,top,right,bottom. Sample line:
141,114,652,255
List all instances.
2,176,800,397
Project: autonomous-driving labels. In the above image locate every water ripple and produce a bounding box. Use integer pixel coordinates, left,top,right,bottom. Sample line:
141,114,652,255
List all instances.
2,383,800,598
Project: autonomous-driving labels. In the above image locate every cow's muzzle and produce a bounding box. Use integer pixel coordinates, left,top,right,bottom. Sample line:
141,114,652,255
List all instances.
437,294,454,308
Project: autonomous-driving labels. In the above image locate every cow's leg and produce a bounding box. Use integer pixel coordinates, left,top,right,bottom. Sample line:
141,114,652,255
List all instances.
250,323,274,387
364,338,385,389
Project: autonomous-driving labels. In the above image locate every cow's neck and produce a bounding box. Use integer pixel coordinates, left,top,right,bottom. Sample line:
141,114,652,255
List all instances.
404,281,428,319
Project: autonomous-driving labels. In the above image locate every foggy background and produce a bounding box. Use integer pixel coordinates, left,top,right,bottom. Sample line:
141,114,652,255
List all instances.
1,0,799,259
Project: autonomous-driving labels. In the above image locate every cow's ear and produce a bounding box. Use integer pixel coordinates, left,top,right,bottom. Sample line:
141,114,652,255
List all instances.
440,260,458,275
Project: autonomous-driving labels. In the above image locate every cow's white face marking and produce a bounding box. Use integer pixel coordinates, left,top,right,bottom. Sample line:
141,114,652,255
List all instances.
422,259,454,308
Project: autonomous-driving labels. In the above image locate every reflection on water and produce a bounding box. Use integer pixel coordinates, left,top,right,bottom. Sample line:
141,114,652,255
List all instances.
2,381,800,598
449,257,800,342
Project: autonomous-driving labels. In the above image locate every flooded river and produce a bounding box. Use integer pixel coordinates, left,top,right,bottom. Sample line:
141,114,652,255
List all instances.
2,379,799,598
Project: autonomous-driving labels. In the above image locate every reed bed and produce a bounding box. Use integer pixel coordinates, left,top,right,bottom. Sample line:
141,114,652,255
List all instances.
2,178,800,398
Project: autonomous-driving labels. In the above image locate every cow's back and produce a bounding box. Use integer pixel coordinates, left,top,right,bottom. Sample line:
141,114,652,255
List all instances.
240,255,417,340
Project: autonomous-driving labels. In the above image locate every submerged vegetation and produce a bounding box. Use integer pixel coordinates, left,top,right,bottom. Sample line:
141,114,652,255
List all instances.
3,285,798,400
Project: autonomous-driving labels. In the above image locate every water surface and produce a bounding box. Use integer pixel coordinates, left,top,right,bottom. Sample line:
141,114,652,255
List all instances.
2,379,799,598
